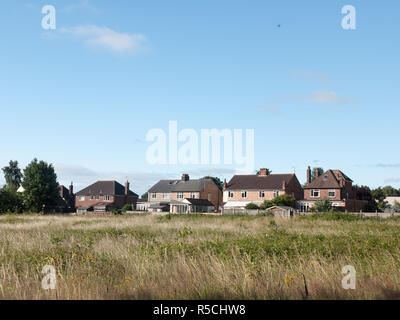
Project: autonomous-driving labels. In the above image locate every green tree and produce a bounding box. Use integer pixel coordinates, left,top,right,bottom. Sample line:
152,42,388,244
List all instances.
141,192,148,200
22,159,59,213
312,198,332,212
0,188,24,214
311,167,324,182
202,176,223,191
394,201,400,211
371,187,386,210
245,203,259,210
2,160,23,191
259,195,294,209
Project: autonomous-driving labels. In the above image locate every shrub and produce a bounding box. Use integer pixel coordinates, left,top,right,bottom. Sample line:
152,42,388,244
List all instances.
121,204,133,213
311,198,332,213
245,203,260,210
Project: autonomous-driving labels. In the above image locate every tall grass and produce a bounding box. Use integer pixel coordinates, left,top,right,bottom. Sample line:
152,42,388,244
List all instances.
0,213,399,299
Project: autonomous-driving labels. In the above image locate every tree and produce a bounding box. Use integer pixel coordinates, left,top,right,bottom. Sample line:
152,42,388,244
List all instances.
260,195,294,209
311,198,332,212
141,192,148,201
202,176,223,191
353,185,378,212
22,159,59,213
245,203,259,210
2,160,23,191
394,201,400,211
311,167,324,182
371,187,386,210
0,188,24,214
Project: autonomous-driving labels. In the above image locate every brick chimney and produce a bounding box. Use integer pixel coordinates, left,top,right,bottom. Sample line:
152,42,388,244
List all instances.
315,168,320,178
223,179,227,190
69,182,73,196
181,174,189,181
259,168,269,176
306,166,311,185
282,180,286,190
59,185,64,198
125,180,130,195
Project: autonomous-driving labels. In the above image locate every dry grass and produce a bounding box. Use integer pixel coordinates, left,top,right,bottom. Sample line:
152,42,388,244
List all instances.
0,213,400,300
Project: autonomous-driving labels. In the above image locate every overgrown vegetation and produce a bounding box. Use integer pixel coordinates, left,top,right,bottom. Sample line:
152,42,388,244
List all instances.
0,213,400,299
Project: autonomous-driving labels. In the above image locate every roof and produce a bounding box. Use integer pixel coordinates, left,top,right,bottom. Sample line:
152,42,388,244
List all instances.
225,174,296,190
148,179,212,193
305,169,352,189
76,181,138,197
184,198,214,206
266,206,294,211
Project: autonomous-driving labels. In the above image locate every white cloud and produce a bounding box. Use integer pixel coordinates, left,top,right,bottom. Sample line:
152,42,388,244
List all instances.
298,91,350,105
61,25,147,54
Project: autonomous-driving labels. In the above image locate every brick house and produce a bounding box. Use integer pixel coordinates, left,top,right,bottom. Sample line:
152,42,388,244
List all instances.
297,166,366,212
222,168,303,209
75,180,138,214
147,174,222,213
55,183,75,213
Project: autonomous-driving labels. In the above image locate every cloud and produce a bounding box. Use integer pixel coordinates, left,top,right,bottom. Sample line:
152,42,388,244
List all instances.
292,70,332,84
60,25,147,54
384,178,400,184
375,163,400,168
298,91,351,105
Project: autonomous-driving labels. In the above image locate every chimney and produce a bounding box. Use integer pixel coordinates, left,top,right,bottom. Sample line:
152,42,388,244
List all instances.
282,180,286,190
181,174,189,181
306,166,311,185
315,168,320,178
59,185,64,198
259,168,269,176
223,179,227,190
125,181,130,195
69,182,73,196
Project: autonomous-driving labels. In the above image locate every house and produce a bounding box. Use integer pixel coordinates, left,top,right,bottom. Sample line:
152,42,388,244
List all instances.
222,168,303,209
147,174,222,213
75,180,138,214
297,166,366,212
55,183,75,213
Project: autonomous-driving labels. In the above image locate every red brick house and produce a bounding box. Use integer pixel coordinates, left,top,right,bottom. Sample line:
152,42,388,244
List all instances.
75,180,138,214
222,168,303,209
55,183,75,213
297,166,366,212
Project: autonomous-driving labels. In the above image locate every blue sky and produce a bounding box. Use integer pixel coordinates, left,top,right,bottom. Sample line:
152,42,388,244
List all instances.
1,0,399,194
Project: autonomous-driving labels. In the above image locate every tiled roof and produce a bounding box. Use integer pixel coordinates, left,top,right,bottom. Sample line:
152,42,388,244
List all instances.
76,181,138,197
305,169,352,189
148,179,211,193
225,174,296,190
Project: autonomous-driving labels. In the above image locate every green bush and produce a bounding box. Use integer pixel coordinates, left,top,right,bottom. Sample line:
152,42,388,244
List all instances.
121,204,133,212
311,198,332,213
245,203,260,210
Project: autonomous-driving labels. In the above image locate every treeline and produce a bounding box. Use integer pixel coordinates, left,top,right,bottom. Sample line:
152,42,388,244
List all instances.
0,159,60,214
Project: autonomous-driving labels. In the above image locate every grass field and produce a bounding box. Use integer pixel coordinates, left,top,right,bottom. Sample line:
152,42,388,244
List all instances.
0,212,400,300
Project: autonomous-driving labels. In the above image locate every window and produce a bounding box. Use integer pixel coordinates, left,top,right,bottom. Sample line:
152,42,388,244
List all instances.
328,190,336,198
151,193,157,199
162,193,168,199
259,190,265,198
241,190,247,198
95,195,99,200
177,192,184,199
273,190,280,198
190,192,196,198
228,191,234,198
79,196,85,201
104,195,110,201
208,193,211,201
90,195,94,200
311,189,320,198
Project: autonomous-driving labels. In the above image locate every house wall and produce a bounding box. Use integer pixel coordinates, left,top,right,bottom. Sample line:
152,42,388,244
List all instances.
75,194,137,209
199,181,222,210
303,188,342,201
224,190,284,202
171,192,201,201
149,192,172,203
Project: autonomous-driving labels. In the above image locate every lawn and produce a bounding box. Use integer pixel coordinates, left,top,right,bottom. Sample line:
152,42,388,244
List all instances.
0,212,399,299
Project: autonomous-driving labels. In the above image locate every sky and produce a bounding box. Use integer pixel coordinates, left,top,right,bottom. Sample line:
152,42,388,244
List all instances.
1,0,399,195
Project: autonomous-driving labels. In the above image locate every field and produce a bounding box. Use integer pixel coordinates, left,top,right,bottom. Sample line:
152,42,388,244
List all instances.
0,212,400,300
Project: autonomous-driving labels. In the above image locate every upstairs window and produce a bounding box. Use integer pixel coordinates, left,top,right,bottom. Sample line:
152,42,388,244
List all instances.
259,190,265,198
190,192,196,198
95,195,100,200
273,190,280,198
151,193,157,199
79,196,85,201
104,195,110,201
311,189,320,198
177,192,184,199
241,190,247,198
228,191,234,198
328,190,336,198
